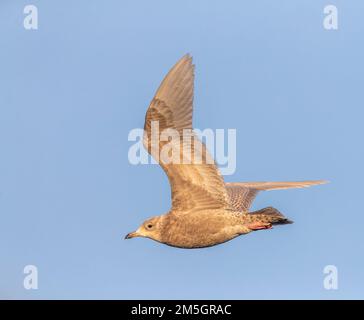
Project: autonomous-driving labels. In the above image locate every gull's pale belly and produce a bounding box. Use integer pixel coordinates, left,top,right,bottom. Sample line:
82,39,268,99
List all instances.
160,210,248,249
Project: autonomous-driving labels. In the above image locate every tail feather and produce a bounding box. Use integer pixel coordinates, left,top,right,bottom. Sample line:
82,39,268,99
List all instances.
250,207,293,225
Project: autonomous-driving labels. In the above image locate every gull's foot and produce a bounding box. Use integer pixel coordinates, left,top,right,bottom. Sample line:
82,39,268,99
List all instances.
247,222,272,231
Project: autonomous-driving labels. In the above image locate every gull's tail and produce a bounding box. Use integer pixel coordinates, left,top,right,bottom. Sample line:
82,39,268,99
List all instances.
250,207,294,225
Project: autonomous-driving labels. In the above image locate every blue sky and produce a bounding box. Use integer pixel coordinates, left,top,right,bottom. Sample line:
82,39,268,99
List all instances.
1,0,363,299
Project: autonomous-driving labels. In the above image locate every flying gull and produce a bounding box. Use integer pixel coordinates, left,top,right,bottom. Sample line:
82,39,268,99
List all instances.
125,54,326,248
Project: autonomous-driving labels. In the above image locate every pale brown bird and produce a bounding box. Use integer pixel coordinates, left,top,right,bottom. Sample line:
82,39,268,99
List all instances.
125,54,326,249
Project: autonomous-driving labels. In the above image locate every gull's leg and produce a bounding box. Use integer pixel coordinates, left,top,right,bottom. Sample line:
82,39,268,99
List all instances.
246,221,272,231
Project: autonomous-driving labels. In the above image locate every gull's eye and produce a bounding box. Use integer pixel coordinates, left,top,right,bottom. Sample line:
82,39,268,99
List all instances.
147,224,153,229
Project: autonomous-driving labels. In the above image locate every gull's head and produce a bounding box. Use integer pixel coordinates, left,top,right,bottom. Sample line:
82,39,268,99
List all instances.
125,216,163,241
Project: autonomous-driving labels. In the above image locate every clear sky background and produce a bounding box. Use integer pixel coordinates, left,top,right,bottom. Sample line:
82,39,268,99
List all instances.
1,0,363,299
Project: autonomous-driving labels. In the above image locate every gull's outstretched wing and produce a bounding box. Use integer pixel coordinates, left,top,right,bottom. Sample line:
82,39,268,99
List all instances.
225,180,328,212
143,54,230,212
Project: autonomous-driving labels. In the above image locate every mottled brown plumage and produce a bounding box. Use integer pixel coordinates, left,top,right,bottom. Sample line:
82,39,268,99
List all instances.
125,54,327,249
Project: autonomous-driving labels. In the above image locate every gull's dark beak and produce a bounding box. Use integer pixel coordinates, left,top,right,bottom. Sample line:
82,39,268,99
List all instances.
124,231,138,239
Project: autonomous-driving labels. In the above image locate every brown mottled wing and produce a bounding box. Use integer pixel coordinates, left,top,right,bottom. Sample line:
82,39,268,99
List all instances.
226,180,327,212
143,54,230,213
225,185,258,212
